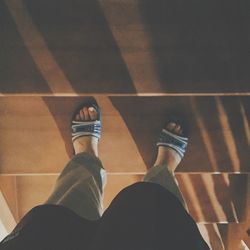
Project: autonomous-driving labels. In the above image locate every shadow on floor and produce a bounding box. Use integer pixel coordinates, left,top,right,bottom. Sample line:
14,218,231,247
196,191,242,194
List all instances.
138,0,250,93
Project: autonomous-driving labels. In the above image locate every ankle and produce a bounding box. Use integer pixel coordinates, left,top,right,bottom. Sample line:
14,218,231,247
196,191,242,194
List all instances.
74,147,98,158
153,147,181,172
73,138,98,157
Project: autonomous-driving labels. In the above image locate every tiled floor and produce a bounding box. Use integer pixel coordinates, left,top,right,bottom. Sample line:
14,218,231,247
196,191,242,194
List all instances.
0,0,249,249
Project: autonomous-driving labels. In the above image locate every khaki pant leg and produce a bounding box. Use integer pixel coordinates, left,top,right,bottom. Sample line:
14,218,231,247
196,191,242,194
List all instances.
45,152,107,220
143,164,187,209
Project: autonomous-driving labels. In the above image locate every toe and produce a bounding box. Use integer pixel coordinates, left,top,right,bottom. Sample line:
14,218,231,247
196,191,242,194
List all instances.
166,121,183,136
166,122,176,131
83,107,90,120
174,124,181,134
75,114,81,121
79,109,85,120
89,107,97,120
76,106,97,122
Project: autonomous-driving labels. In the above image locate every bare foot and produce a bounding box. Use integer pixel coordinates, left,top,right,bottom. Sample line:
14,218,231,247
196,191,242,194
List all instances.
154,122,184,172
73,106,99,157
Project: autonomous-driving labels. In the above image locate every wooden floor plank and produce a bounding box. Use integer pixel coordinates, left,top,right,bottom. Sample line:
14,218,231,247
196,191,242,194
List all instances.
177,174,248,223
0,96,249,174
0,97,70,174
0,176,18,221
0,0,249,94
15,175,57,221
7,173,248,224
198,223,250,250
111,96,250,172
0,190,16,237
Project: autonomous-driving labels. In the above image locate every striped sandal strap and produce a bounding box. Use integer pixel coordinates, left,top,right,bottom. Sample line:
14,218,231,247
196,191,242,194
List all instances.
157,129,188,159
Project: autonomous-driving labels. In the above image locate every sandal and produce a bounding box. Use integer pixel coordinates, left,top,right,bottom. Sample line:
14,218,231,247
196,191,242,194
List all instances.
71,103,101,142
156,118,188,159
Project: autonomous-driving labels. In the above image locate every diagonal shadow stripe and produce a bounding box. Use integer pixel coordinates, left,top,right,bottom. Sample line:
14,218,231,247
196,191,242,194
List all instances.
0,176,19,224
212,174,241,222
98,0,163,93
228,174,248,222
0,0,50,94
219,97,250,172
138,0,250,93
215,97,241,172
191,97,247,172
205,224,224,250
42,96,147,173
4,0,75,94
20,0,135,94
94,96,147,172
190,97,219,172
177,174,206,222
240,100,250,148
217,223,247,250
191,174,221,222
110,96,243,172
42,97,95,158
197,224,225,250
0,190,17,235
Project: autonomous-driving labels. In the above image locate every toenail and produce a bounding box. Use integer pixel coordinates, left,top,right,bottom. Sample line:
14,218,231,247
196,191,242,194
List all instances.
80,110,85,118
167,122,176,128
89,107,95,112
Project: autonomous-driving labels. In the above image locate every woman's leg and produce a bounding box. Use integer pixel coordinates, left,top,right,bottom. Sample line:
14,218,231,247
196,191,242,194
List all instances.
45,106,107,220
143,121,188,209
